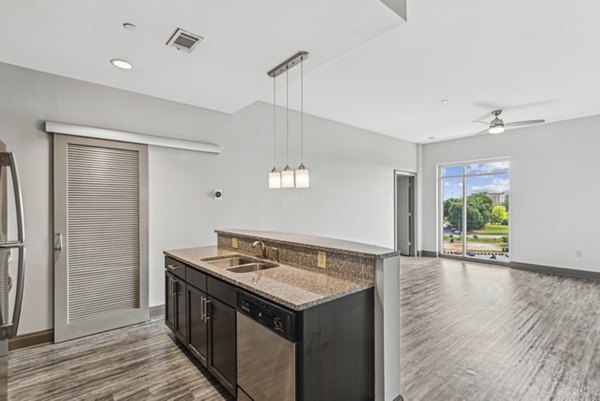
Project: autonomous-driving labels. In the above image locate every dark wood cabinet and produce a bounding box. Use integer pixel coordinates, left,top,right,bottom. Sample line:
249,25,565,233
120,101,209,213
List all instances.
187,285,209,366
207,297,236,395
165,259,236,397
165,255,373,401
165,272,175,331
174,278,187,342
165,271,187,343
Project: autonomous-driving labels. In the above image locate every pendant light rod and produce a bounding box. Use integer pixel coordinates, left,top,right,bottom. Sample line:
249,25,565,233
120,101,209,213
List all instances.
286,69,289,162
273,76,277,166
300,57,304,164
267,51,309,78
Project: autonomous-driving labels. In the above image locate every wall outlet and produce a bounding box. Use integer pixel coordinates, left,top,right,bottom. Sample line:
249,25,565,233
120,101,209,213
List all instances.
317,251,327,269
231,237,239,249
576,250,582,257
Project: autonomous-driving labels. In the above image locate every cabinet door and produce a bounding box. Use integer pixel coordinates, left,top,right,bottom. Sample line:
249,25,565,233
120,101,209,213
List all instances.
208,297,236,395
174,277,187,342
187,285,208,366
165,272,175,331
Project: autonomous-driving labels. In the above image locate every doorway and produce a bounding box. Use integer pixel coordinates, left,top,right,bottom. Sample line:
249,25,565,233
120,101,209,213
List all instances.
395,171,416,256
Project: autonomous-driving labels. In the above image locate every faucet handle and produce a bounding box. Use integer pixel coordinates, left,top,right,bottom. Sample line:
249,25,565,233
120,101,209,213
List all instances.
269,247,279,262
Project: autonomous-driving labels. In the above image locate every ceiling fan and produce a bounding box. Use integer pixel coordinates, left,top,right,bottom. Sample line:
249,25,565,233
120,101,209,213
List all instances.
474,110,545,135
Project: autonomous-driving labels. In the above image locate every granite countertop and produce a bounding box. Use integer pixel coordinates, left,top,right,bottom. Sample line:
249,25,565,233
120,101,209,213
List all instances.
164,246,373,311
215,229,400,259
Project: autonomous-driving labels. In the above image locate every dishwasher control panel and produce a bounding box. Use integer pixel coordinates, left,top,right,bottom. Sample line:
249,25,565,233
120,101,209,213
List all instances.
237,290,297,342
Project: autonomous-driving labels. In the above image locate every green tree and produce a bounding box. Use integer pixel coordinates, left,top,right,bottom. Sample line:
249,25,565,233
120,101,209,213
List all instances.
467,207,484,230
467,193,493,227
444,194,494,231
444,198,463,229
490,205,508,224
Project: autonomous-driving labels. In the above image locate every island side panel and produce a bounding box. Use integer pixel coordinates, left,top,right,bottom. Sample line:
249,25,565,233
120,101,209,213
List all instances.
299,288,374,401
375,256,401,401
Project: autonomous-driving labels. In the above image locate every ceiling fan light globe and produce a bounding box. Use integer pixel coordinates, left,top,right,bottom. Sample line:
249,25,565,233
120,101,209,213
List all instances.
489,125,505,135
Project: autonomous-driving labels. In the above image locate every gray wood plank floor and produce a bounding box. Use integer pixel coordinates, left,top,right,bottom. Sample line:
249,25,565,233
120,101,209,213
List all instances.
7,320,233,401
5,257,600,401
399,257,600,401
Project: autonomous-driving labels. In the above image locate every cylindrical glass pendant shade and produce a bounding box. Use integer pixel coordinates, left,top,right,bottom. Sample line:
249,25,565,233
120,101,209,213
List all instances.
268,167,281,189
281,165,295,188
295,164,310,188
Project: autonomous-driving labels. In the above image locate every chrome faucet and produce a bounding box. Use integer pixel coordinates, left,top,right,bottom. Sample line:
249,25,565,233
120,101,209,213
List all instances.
252,240,267,258
252,240,279,261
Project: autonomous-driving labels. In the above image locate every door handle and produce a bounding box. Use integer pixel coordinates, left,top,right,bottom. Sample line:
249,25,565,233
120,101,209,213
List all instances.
54,233,63,251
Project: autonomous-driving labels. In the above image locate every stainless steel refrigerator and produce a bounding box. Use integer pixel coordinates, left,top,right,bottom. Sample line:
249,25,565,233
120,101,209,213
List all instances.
0,139,26,355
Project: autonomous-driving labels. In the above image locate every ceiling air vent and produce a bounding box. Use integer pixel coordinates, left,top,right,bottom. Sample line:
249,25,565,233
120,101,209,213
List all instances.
166,28,203,53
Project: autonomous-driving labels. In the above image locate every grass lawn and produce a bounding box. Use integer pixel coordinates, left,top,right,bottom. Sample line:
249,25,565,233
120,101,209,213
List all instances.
469,224,509,235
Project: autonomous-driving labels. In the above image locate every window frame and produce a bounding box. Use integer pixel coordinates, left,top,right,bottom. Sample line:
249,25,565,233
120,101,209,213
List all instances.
437,157,511,263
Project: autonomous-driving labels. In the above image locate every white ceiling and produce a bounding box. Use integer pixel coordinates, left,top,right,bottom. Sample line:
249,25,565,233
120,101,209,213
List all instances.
1,0,600,143
0,0,399,113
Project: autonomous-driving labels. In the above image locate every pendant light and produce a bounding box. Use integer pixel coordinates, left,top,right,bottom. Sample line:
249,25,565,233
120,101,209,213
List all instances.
280,68,295,188
268,77,281,189
266,51,310,189
295,57,310,188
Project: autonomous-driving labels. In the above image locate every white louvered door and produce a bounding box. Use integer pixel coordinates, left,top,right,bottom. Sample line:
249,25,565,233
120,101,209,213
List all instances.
53,135,148,342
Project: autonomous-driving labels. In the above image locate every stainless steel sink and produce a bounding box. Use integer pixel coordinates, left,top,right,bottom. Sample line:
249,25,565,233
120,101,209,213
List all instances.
226,262,278,273
203,255,279,272
205,255,259,268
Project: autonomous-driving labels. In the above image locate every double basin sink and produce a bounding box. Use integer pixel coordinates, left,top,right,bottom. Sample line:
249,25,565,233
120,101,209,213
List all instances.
202,255,279,273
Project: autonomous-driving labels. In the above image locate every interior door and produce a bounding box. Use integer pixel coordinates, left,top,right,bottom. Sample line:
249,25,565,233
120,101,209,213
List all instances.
396,173,416,256
53,134,148,342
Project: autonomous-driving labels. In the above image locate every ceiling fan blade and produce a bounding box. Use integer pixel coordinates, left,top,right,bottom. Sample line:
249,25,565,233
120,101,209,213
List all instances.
472,120,490,125
475,129,489,136
505,119,545,127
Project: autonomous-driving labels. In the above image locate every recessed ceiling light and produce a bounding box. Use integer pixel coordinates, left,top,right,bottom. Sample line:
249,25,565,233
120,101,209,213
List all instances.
110,59,133,70
440,99,449,104
123,23,137,31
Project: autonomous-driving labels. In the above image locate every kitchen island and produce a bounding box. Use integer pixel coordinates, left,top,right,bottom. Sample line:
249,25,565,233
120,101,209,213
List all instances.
164,229,401,401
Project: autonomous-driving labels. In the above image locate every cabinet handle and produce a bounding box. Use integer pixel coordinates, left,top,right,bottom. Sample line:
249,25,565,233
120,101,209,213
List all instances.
205,299,212,321
167,264,182,270
200,296,206,322
171,279,177,296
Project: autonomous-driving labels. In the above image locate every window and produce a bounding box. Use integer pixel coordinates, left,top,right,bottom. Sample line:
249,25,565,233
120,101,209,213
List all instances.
439,159,510,262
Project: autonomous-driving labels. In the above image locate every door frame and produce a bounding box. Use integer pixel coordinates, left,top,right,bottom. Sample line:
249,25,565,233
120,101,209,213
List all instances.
394,170,417,256
53,134,149,342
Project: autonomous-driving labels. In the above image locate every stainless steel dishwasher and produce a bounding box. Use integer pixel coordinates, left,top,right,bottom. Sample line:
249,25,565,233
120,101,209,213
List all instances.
236,290,297,401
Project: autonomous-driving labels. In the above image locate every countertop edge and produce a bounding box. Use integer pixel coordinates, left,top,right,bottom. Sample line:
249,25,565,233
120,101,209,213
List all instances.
163,249,374,311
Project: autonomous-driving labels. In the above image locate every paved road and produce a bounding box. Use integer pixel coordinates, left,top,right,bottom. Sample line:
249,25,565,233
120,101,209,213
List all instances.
443,228,505,239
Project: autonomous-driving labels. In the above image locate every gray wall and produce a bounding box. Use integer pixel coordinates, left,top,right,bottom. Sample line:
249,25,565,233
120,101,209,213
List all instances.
421,116,600,272
0,62,417,334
